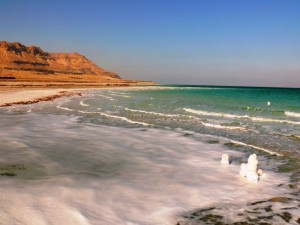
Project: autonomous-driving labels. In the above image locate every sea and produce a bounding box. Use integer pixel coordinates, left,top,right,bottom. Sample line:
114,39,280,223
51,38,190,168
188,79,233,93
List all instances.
0,85,299,225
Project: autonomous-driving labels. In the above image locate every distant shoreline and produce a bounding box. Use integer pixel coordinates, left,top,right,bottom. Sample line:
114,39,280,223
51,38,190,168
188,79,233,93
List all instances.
161,84,300,89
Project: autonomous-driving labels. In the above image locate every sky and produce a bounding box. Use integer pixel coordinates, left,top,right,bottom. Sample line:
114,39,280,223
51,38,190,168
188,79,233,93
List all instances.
0,0,299,87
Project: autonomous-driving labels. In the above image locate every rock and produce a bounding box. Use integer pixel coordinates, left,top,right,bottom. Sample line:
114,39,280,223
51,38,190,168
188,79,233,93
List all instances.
268,197,290,203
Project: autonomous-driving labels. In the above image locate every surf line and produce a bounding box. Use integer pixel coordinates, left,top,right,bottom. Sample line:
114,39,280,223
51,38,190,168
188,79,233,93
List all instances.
56,103,74,111
78,110,154,126
110,93,131,98
183,108,300,125
201,122,246,131
124,107,179,117
97,94,115,101
79,99,90,107
229,140,283,156
285,111,300,118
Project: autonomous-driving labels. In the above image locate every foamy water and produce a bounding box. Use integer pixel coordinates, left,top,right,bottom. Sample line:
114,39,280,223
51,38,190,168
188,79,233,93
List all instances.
285,111,300,118
0,86,299,224
183,108,300,125
0,113,297,224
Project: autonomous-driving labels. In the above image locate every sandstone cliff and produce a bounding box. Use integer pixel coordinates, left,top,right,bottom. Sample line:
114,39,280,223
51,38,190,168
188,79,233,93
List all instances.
0,41,120,79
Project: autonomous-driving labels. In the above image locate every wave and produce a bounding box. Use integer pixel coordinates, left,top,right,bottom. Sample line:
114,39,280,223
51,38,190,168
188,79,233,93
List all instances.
183,108,245,119
201,122,246,131
124,108,179,117
108,91,127,94
78,110,153,126
99,112,152,126
124,107,245,130
229,140,282,156
79,99,90,107
271,132,300,141
77,110,97,114
183,108,300,125
57,104,74,111
250,116,300,125
110,93,131,98
97,94,115,101
289,134,300,140
244,106,263,112
285,111,300,118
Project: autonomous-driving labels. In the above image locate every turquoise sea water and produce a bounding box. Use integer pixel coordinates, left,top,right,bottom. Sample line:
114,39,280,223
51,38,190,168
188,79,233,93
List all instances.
73,86,300,157
0,85,299,224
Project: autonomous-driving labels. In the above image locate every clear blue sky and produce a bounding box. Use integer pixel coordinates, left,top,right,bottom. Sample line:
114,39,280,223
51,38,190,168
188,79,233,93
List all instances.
1,0,299,87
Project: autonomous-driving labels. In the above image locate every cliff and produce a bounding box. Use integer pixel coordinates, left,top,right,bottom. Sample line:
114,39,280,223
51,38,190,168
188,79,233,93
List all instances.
0,41,120,79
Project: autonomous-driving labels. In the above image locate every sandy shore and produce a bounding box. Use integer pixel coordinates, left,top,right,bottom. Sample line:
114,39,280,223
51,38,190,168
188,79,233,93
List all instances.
0,89,85,107
0,85,162,107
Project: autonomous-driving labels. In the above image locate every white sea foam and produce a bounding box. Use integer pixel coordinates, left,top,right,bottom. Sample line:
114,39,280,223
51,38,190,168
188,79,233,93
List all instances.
57,104,74,111
285,111,300,118
108,91,127,94
97,94,115,101
0,113,292,225
201,122,246,131
250,116,300,125
229,140,282,156
77,110,97,114
99,112,153,126
78,110,153,126
183,108,300,125
183,108,246,119
79,99,90,107
110,93,131,98
124,108,179,117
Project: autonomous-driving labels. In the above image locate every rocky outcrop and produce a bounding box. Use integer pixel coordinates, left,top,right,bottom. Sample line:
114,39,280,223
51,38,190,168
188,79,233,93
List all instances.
0,41,120,79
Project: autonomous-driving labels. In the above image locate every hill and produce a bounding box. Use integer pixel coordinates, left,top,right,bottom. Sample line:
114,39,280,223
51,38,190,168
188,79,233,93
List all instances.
0,41,122,83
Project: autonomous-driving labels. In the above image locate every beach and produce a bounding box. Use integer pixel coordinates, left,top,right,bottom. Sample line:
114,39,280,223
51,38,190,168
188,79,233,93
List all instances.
0,84,155,107
0,88,83,107
0,85,299,224
1,0,299,223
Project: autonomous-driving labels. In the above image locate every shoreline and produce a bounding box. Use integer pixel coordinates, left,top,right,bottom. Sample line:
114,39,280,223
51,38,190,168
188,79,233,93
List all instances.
0,89,83,107
0,85,160,107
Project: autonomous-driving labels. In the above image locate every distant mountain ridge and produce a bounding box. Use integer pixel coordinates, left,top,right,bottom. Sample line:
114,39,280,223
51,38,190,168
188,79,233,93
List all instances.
0,41,120,79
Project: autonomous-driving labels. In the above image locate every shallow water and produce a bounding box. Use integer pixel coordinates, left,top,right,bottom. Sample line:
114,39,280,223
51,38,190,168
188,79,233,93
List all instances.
0,86,299,224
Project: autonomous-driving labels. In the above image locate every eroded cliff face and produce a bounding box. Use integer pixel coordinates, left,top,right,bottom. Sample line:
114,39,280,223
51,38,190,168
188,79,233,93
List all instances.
0,41,120,79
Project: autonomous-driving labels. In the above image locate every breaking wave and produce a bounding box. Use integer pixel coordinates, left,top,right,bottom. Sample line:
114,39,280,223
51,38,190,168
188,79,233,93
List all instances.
110,93,131,98
97,94,115,101
229,140,282,156
124,108,179,117
57,104,74,111
183,108,300,125
201,122,246,131
78,110,153,126
285,111,300,118
79,99,90,107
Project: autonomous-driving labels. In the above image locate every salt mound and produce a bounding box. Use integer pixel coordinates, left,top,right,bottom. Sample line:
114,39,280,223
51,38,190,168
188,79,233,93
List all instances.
221,153,229,165
239,154,263,182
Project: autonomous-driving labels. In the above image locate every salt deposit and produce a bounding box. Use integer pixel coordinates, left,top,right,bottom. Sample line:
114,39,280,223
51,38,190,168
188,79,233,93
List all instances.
221,153,230,165
239,154,262,182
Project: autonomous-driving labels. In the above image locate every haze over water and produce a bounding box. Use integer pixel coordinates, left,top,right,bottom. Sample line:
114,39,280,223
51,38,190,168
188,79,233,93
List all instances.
0,86,299,224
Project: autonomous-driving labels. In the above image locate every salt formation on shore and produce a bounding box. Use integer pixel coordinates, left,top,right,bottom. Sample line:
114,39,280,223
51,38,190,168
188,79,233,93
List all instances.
221,153,230,165
239,154,263,182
